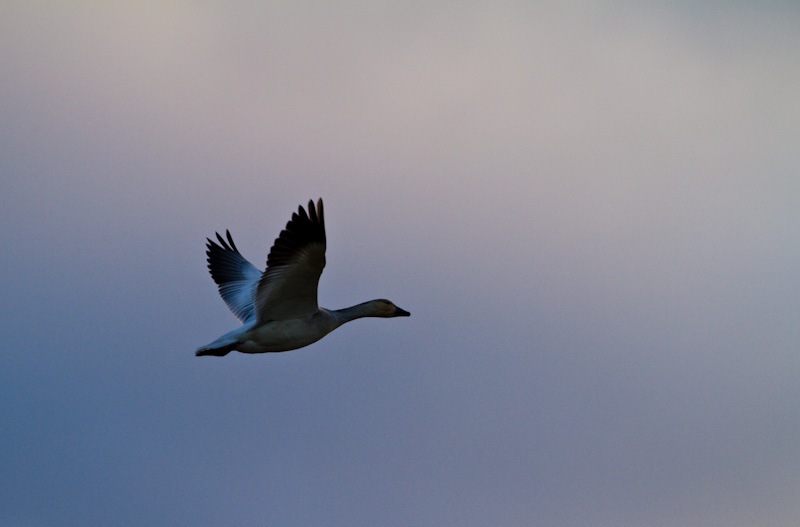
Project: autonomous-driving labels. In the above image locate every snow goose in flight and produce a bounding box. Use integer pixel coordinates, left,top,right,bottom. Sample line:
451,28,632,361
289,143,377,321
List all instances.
196,198,410,356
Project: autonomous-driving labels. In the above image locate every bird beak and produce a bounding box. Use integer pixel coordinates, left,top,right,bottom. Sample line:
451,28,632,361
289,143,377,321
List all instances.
394,307,410,317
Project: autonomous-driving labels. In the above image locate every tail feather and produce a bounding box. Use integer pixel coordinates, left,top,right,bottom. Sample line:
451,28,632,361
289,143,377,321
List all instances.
196,345,235,357
195,332,241,357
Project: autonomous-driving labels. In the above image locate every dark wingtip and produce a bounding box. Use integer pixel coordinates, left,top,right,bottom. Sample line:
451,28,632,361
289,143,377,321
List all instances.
206,230,238,255
297,204,309,222
225,230,237,252
265,198,327,269
307,199,317,223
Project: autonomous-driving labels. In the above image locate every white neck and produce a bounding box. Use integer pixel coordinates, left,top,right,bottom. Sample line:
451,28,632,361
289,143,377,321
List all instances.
330,301,382,325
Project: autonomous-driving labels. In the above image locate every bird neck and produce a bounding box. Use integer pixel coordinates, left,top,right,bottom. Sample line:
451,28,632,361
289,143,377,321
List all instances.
330,301,379,325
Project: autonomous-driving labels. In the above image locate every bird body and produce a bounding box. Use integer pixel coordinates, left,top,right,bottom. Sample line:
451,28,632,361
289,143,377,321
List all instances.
196,199,409,356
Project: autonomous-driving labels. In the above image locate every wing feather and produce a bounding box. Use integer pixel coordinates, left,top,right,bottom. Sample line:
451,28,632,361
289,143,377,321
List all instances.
255,199,326,322
206,230,261,322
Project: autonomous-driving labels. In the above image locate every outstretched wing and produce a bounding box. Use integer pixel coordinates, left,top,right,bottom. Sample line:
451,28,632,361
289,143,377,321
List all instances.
255,199,326,322
206,230,262,323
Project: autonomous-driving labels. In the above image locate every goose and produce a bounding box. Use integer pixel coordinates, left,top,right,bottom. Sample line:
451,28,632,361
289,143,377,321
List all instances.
196,198,410,356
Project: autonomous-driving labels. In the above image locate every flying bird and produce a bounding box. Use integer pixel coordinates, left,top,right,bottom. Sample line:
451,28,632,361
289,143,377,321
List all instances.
196,198,410,356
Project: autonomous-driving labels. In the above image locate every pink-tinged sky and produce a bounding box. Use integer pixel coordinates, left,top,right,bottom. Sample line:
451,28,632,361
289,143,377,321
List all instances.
2,2,799,526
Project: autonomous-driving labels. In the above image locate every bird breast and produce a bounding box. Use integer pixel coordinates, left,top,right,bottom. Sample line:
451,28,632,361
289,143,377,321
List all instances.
238,311,338,353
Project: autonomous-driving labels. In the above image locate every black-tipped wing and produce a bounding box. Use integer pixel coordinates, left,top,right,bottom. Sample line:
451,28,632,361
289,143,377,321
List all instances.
255,199,326,322
206,230,262,322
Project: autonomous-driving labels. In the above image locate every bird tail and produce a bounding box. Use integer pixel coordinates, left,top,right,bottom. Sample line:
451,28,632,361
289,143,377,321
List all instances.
195,329,243,357
195,343,236,357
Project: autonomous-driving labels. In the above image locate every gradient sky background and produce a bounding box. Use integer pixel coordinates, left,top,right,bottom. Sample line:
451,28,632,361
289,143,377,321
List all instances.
2,2,799,526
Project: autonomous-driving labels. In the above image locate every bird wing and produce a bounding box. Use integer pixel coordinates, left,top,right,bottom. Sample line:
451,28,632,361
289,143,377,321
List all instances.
206,230,262,323
255,199,326,322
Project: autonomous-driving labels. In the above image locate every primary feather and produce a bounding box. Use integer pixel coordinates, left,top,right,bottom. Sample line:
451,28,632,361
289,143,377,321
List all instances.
205,230,261,322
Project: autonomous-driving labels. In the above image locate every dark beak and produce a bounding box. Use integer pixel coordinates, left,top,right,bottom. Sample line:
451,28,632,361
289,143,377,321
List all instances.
394,306,411,317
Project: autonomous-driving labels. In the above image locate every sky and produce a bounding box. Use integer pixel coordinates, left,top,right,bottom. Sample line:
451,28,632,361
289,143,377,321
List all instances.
2,2,799,526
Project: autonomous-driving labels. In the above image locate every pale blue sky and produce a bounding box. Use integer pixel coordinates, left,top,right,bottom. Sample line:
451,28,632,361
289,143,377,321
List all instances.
2,2,799,526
